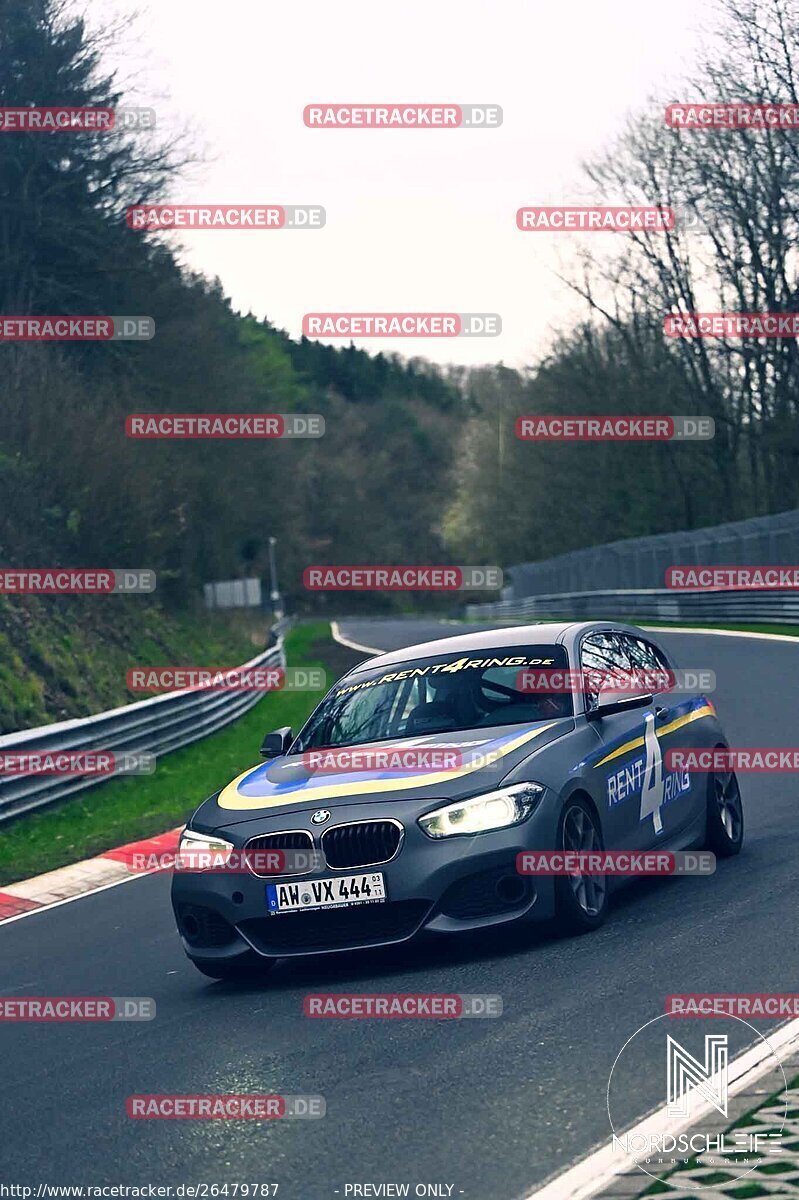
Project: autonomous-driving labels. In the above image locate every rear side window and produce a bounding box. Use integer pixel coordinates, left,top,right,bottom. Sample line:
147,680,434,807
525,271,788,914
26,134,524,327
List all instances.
624,636,671,673
579,632,632,707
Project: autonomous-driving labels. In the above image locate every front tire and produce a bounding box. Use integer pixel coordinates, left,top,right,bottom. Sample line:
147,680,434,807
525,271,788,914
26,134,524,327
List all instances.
190,952,277,981
704,760,744,857
554,797,608,934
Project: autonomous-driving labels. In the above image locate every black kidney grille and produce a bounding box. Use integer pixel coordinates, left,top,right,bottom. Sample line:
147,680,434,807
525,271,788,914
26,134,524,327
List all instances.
244,830,313,876
321,821,402,869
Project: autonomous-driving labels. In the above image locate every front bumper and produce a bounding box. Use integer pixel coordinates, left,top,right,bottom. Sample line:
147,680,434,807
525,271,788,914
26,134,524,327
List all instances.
170,797,559,962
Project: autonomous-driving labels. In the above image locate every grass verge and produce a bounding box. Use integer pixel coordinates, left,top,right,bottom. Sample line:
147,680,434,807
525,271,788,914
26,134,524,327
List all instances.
642,1072,799,1196
463,615,799,638
0,622,365,887
0,594,266,733
631,619,799,637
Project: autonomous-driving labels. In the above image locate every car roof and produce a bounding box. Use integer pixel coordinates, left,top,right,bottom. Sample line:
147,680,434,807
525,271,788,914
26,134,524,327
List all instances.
344,620,657,676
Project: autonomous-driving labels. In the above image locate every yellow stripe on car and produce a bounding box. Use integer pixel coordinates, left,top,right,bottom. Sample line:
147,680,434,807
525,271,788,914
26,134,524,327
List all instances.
594,704,715,769
217,723,559,811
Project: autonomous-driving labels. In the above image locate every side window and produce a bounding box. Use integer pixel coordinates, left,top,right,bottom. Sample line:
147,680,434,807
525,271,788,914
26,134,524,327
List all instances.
580,632,632,708
624,636,672,695
626,637,668,672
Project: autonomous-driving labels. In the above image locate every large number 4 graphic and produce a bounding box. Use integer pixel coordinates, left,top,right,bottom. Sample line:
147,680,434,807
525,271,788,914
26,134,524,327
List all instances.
640,713,665,834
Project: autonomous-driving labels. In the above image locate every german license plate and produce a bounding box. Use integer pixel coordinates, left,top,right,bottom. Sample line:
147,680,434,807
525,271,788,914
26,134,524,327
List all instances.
266,872,386,914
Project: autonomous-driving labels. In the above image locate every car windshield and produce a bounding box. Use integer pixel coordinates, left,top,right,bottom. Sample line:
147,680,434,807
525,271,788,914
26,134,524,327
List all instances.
292,644,572,751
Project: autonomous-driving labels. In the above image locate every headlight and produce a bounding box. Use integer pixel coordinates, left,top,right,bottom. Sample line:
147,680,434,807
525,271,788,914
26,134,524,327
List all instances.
418,782,546,839
177,827,234,868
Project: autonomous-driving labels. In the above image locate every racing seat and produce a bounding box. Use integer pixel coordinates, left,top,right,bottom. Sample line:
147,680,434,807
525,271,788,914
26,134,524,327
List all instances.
404,701,458,734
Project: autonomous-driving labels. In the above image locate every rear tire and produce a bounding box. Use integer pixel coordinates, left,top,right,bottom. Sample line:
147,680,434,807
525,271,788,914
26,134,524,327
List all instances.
190,953,277,981
704,758,744,857
553,797,608,934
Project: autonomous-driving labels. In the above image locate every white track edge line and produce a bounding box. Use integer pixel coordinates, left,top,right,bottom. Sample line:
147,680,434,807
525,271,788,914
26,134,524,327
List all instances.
329,620,384,655
523,1017,799,1200
0,866,168,927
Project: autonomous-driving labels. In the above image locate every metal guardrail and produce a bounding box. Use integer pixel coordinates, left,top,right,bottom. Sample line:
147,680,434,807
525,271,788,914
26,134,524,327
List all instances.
466,588,799,624
0,637,285,824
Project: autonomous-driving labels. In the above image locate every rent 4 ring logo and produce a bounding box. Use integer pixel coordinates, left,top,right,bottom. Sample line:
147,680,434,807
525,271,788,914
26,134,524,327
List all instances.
605,713,691,835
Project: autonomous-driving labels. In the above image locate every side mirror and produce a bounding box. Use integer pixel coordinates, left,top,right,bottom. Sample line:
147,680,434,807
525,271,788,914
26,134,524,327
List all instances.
586,692,653,721
260,726,293,758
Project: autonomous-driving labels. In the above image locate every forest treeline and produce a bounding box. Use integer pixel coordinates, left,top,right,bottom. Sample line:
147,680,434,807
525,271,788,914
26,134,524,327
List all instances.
2,0,799,614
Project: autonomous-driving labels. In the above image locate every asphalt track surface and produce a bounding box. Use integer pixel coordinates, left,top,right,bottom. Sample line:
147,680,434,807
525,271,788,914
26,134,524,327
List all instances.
1,617,796,1199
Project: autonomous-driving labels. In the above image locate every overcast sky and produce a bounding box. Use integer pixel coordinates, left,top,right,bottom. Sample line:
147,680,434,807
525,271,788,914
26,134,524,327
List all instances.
94,0,716,367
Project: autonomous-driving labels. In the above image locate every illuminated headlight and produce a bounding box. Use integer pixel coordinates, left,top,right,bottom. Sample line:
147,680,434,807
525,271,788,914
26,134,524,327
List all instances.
177,827,234,868
418,783,546,839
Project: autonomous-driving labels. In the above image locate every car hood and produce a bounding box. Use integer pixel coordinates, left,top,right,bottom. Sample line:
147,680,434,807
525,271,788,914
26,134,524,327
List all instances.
195,719,574,829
